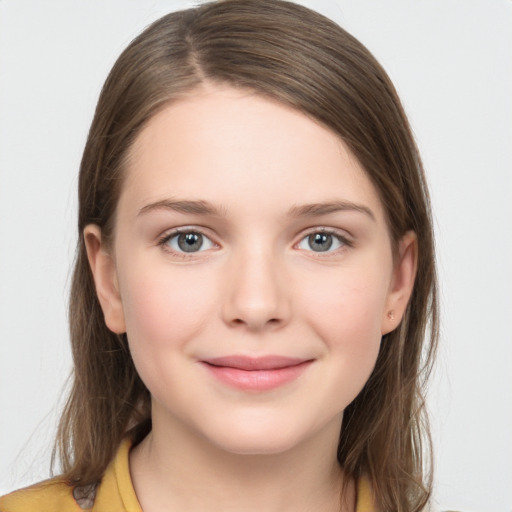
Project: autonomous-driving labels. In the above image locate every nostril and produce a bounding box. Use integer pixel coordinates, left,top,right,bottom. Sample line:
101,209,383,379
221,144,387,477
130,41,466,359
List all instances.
230,317,281,328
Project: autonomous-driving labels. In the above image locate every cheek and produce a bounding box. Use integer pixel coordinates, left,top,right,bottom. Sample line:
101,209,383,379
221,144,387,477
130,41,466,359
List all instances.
299,275,386,410
297,261,391,374
305,270,388,336
118,261,218,360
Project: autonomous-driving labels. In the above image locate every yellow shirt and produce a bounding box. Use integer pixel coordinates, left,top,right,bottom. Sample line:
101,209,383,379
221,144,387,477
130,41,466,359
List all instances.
0,439,375,511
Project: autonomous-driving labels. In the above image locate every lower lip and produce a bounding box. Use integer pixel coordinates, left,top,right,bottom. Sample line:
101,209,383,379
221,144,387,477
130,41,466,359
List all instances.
201,361,312,391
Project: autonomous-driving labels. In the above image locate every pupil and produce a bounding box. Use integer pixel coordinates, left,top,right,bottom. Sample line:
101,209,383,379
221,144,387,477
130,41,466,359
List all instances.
309,233,332,252
178,232,203,252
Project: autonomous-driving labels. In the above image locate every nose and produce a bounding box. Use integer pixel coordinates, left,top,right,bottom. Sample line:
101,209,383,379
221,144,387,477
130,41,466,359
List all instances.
221,247,291,332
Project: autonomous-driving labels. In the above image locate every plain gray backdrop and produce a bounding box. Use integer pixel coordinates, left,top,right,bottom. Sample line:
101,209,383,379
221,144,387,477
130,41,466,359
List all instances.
1,1,511,510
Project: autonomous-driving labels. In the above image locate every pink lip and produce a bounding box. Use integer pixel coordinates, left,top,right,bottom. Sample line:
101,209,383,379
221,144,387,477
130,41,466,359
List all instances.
200,355,313,391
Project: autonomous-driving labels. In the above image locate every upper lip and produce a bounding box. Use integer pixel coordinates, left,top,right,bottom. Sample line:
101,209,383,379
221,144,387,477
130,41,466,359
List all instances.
201,355,311,371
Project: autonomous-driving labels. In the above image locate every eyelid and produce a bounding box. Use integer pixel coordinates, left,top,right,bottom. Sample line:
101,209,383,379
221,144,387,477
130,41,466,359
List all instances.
157,226,219,258
294,227,353,255
156,225,353,259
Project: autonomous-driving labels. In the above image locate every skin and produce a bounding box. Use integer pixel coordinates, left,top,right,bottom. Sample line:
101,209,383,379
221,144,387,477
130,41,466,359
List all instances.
85,85,417,512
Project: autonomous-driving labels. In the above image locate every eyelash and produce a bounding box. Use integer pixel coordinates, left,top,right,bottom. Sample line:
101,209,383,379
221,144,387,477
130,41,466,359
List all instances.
157,227,353,259
157,227,216,260
297,228,353,257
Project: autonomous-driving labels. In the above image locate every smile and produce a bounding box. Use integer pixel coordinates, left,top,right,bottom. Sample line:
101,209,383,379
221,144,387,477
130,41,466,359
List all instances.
200,356,313,391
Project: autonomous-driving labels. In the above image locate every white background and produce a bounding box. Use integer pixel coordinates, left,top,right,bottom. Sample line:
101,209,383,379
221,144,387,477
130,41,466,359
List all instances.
0,1,511,510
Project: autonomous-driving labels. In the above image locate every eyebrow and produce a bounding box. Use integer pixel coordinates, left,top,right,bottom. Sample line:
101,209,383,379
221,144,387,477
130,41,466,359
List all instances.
138,198,375,221
138,199,227,217
287,200,375,221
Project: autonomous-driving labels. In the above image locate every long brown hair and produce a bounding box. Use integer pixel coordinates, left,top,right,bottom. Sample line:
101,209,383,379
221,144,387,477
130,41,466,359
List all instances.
55,1,438,510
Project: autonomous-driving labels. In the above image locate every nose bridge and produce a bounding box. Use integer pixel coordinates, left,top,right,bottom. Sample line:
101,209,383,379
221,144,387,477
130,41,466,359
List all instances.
222,240,290,331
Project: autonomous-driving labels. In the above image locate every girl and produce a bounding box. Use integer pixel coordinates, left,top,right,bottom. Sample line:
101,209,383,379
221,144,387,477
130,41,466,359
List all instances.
0,1,438,510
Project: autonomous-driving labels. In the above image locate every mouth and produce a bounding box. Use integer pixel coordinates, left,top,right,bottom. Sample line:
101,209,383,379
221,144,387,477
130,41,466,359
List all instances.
200,355,313,391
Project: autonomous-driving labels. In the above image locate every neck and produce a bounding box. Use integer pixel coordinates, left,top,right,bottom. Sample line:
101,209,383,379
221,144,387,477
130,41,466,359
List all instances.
129,411,354,512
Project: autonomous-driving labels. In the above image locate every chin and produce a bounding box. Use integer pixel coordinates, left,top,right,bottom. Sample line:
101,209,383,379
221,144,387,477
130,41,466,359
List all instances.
212,433,302,456
202,415,320,457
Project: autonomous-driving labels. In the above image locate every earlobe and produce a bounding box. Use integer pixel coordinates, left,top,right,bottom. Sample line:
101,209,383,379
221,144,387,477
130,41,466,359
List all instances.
83,225,126,334
381,231,418,335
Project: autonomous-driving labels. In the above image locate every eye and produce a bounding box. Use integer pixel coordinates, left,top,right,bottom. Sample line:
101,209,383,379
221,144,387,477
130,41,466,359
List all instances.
297,230,348,253
161,229,216,254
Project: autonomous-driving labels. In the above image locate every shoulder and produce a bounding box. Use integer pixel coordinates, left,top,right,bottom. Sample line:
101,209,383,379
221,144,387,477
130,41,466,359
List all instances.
356,476,376,512
0,478,83,512
1,476,105,512
0,438,140,512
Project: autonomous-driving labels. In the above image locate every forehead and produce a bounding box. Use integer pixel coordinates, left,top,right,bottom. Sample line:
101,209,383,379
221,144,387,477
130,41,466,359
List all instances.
121,85,386,223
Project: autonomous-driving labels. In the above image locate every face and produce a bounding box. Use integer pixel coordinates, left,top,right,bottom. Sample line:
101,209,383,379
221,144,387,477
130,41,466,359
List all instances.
86,85,416,456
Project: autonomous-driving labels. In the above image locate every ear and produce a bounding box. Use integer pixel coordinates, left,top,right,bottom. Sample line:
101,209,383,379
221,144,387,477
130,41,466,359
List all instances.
381,231,418,335
83,224,126,334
